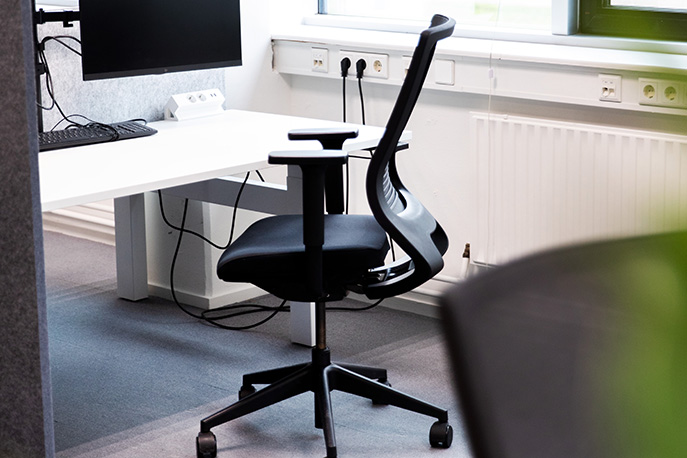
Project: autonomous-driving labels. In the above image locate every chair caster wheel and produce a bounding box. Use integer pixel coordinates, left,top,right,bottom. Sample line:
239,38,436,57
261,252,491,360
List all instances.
238,384,256,400
429,421,453,448
196,431,217,458
372,379,392,405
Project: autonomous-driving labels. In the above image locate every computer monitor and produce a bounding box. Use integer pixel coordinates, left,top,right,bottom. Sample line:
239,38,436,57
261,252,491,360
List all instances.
78,0,242,81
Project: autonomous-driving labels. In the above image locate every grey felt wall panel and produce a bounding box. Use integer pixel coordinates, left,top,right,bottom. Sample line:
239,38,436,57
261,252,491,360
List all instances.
36,22,226,130
0,0,55,457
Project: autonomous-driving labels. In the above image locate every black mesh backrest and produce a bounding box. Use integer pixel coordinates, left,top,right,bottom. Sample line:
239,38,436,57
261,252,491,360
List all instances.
364,14,455,298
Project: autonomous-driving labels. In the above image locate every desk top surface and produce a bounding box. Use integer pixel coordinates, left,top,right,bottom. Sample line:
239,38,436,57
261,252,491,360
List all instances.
39,109,406,212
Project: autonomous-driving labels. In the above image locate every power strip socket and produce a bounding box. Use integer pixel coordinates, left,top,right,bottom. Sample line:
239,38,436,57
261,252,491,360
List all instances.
164,88,225,121
339,51,389,79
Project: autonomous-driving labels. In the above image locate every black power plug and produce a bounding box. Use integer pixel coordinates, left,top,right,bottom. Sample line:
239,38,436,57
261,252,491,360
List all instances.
355,59,367,125
340,57,351,77
356,58,366,79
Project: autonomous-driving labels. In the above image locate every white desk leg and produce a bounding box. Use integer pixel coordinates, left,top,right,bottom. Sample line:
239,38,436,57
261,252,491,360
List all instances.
290,302,316,347
114,194,148,301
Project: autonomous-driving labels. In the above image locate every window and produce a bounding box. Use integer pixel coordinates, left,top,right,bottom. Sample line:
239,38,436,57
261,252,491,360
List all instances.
320,0,687,41
580,0,687,40
321,0,551,31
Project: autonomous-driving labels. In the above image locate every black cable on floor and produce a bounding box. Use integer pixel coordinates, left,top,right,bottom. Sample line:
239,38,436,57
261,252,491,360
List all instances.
200,300,289,331
327,298,384,312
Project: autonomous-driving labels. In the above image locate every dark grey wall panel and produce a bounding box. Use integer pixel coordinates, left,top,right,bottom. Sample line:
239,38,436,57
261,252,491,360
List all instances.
0,0,54,456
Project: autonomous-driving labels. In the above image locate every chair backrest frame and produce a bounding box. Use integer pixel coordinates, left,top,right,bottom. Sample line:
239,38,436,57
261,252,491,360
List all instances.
364,14,455,299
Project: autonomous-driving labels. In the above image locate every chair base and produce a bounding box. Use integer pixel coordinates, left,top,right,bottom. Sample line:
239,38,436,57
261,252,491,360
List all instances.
196,347,452,458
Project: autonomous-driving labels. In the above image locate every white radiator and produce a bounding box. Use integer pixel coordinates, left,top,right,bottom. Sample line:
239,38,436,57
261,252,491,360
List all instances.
471,112,687,266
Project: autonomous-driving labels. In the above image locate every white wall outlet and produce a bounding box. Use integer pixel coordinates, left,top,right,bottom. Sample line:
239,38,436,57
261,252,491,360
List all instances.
164,88,225,121
311,47,328,73
339,51,389,79
639,78,660,105
599,74,621,102
639,78,687,108
639,78,658,105
658,80,683,107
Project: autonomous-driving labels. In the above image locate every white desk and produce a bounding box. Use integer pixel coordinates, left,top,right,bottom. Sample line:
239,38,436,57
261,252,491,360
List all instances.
40,109,408,344
40,110,398,211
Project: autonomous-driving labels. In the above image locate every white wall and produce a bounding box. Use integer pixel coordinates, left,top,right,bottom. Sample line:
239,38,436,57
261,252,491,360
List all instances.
223,0,316,113
273,30,687,293
49,1,687,307
282,77,479,285
282,74,687,281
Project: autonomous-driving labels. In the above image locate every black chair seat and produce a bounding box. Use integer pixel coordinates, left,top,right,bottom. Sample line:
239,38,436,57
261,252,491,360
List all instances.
217,214,390,301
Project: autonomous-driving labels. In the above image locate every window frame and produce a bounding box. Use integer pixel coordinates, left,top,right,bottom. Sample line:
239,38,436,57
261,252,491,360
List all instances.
318,0,553,31
579,0,687,41
313,0,687,55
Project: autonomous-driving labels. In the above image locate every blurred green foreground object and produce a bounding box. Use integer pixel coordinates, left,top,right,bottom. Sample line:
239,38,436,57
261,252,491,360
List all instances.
440,231,687,458
608,232,687,458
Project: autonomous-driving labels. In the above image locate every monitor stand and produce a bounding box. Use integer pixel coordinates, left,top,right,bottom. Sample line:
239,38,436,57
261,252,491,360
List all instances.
32,1,80,132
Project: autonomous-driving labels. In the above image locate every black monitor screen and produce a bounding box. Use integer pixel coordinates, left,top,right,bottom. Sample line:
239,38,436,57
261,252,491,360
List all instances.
79,0,242,81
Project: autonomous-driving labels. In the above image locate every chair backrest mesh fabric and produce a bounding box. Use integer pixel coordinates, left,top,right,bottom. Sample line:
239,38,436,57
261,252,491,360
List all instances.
363,14,455,298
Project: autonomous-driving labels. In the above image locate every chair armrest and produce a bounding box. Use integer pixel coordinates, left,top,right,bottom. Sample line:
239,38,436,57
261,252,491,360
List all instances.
269,150,349,299
269,150,348,166
282,131,356,215
288,128,358,214
288,128,359,150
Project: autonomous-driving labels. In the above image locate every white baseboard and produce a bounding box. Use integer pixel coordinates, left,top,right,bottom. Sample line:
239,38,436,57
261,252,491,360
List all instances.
42,202,116,246
42,202,462,317
148,282,266,310
149,276,461,317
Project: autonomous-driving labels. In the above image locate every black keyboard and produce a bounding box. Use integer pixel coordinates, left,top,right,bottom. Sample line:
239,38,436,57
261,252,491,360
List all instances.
39,121,158,152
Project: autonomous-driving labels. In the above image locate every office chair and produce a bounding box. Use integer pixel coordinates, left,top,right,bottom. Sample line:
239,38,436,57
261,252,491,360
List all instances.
440,232,687,458
195,14,456,458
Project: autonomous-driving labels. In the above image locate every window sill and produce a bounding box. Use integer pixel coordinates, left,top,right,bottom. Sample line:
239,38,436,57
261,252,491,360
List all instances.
303,14,687,55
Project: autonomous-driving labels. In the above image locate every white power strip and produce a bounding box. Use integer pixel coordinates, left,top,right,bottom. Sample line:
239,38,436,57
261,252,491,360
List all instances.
164,88,225,121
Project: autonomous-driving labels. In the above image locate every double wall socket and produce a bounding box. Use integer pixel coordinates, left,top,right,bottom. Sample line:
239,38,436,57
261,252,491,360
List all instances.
339,51,389,79
638,78,687,108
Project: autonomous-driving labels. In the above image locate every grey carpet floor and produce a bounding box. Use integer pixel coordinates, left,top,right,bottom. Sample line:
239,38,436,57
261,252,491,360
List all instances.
43,231,470,457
